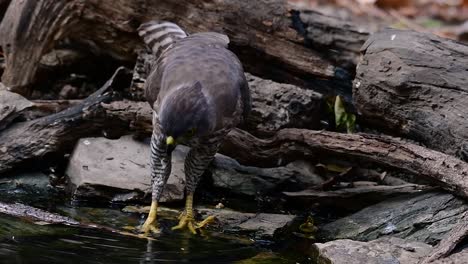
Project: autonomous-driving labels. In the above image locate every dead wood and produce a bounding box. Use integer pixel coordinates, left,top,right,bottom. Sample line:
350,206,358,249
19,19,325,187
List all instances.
0,67,131,174
26,99,83,119
0,89,33,130
0,201,149,239
100,100,468,200
0,0,9,23
297,10,372,69
354,28,468,161
0,0,366,98
0,201,79,225
420,212,468,264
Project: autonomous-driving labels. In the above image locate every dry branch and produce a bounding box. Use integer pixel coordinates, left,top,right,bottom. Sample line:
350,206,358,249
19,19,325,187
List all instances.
0,0,365,98
0,67,131,173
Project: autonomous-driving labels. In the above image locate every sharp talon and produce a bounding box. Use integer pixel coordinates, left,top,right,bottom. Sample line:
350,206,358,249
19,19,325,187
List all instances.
171,210,215,234
188,221,197,234
171,222,186,230
197,215,216,228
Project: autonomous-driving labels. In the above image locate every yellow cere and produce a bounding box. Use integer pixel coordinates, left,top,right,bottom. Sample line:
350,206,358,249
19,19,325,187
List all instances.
166,136,175,145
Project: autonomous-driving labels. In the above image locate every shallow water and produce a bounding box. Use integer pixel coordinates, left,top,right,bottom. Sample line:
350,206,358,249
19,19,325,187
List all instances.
0,215,262,263
0,174,313,264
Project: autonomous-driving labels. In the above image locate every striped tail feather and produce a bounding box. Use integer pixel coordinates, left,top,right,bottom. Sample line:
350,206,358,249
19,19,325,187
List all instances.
138,21,187,57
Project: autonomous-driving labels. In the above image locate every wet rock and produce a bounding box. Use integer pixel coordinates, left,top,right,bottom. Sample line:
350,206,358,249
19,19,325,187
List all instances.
313,237,432,264
283,184,430,211
211,157,324,196
193,208,296,239
121,205,296,239
66,136,185,203
0,172,52,204
0,172,49,189
318,192,468,245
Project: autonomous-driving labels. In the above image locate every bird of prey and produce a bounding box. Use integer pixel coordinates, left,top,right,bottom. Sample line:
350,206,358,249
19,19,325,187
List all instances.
137,21,251,235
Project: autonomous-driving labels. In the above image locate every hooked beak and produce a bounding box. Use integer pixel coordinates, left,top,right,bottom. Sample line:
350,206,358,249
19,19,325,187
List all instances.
166,136,176,154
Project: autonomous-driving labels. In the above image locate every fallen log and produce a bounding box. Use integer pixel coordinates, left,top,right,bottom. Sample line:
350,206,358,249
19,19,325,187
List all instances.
0,202,79,225
0,67,131,174
0,89,34,130
101,100,468,199
0,0,366,99
0,0,9,23
354,28,468,161
0,200,150,239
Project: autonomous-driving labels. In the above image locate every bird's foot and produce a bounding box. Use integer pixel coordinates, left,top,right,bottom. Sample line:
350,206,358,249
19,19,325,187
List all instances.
171,210,215,234
139,217,161,236
138,201,161,237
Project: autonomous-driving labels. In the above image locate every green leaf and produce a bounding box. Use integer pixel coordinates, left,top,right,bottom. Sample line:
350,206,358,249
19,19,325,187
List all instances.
346,113,356,133
334,95,356,133
334,95,346,128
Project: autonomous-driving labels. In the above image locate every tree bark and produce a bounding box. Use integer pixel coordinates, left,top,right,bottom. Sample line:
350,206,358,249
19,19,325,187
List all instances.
0,89,34,130
0,67,131,173
0,201,79,225
354,28,468,161
0,0,366,99
420,212,468,264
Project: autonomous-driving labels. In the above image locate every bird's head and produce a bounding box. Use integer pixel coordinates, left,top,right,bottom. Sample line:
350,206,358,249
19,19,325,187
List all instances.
158,81,214,149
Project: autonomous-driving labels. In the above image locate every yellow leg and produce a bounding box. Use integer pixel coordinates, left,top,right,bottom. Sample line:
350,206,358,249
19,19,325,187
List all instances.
140,201,161,236
171,193,215,234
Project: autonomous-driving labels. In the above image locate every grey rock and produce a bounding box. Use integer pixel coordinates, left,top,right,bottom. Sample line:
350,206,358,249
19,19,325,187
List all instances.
66,136,185,203
1,172,50,189
0,172,52,202
211,157,324,196
198,208,296,239
283,184,430,211
318,192,468,245
313,237,432,264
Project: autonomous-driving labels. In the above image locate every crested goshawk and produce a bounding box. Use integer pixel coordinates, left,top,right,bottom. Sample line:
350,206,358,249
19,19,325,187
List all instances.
138,21,251,235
